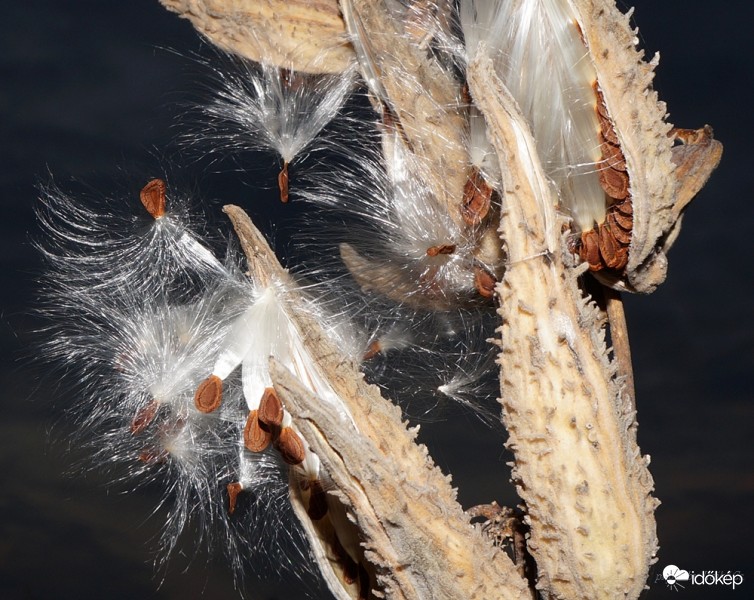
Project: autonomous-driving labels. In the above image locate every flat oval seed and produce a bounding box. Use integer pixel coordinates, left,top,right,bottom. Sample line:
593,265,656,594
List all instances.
139,178,166,219
278,162,289,203
276,427,306,465
598,166,630,200
258,387,284,428
130,398,159,435
473,265,496,298
244,410,272,452
460,168,493,226
194,374,223,413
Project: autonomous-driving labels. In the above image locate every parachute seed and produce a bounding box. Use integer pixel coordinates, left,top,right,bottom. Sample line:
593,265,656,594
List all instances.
227,481,243,515
473,265,496,298
130,398,159,435
278,162,289,203
243,409,272,453
194,374,223,413
258,387,284,429
139,178,166,219
275,427,306,466
426,244,456,257
362,339,382,361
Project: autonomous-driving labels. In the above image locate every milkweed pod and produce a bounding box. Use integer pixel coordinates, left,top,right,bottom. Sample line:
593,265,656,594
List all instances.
569,0,722,292
159,0,355,74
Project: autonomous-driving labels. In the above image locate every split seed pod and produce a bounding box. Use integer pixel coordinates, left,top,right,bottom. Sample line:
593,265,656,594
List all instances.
569,0,721,292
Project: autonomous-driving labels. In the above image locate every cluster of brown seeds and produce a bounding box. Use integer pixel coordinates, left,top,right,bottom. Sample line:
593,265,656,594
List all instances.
577,84,634,272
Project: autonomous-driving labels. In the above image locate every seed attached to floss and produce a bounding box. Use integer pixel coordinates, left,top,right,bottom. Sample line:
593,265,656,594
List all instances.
278,162,289,203
130,398,159,435
426,244,456,257
362,339,382,361
244,409,273,452
194,374,223,413
473,264,496,298
227,481,243,515
258,386,284,429
275,426,306,466
139,178,166,219
460,167,493,226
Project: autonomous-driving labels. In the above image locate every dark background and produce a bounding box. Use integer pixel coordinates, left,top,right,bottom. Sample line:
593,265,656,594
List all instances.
1,1,751,598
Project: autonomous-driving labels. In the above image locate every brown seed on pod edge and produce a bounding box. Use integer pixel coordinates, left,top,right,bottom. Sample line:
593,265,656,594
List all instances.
227,481,243,515
460,167,493,226
598,165,630,200
140,178,166,219
244,409,273,452
473,264,497,298
130,398,159,435
258,387,284,429
275,426,306,465
194,374,223,413
579,228,603,271
597,221,628,270
426,244,456,257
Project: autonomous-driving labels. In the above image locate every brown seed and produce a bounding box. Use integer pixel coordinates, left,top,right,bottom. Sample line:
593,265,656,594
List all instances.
258,387,284,429
599,134,627,172
597,112,619,145
426,244,456,257
275,427,306,466
473,265,496,298
307,479,329,521
139,178,166,219
598,222,628,270
130,398,159,435
227,481,243,515
362,339,382,361
194,374,222,413
612,204,633,231
278,162,289,203
579,229,603,271
460,168,493,226
606,211,632,244
244,409,273,452
598,166,629,200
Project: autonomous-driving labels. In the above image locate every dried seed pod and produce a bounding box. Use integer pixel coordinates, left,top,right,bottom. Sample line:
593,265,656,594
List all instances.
139,178,166,219
227,481,243,515
572,1,721,292
244,409,272,452
275,426,306,466
258,387,284,429
194,374,222,413
130,399,159,435
159,0,355,74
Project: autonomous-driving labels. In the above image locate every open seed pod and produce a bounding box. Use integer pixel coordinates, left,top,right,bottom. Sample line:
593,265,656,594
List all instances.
569,0,722,292
159,0,355,73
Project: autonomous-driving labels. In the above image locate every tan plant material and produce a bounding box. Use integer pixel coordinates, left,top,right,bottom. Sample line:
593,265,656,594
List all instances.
159,0,355,73
469,50,658,599
225,204,531,600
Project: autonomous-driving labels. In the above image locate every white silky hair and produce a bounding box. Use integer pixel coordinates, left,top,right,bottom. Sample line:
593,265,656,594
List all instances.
460,0,606,231
198,56,357,165
35,183,330,586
